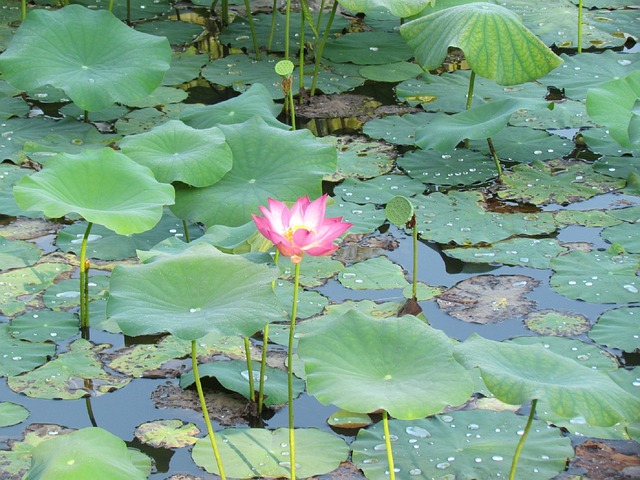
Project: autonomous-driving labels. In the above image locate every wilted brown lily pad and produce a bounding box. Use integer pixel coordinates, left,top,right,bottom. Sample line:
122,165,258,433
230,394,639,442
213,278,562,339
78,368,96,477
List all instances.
437,275,539,324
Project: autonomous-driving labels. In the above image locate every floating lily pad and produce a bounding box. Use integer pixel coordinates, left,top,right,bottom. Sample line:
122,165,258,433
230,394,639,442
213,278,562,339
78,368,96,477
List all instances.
325,201,385,235
337,0,430,17
0,324,56,378
323,135,396,181
437,275,539,324
0,164,44,218
135,20,204,46
162,50,209,86
509,99,594,131
298,311,473,419
0,5,171,112
352,410,573,480
324,32,414,65
327,409,372,429
470,126,573,161
24,427,149,480
324,299,405,319
550,250,640,303
0,262,72,317
445,238,567,269
363,112,435,146
107,243,285,341
14,148,175,235
0,402,29,428
359,61,424,82
402,282,444,301
278,255,344,288
601,223,640,253
121,86,188,109
524,309,591,336
8,338,130,399
412,190,557,245
180,358,304,406
338,256,410,290
335,175,425,205
9,310,79,342
590,307,640,352
454,334,640,426
0,236,40,270
172,117,336,227
594,155,640,181
274,280,329,319
43,276,108,310
192,427,348,478
134,420,199,449
553,209,622,228
398,149,497,186
114,107,170,135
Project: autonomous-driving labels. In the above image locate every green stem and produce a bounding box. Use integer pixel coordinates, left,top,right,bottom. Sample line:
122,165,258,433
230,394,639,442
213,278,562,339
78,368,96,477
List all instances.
267,0,278,52
487,137,503,179
315,0,327,33
244,0,261,60
284,0,291,60
411,215,418,300
182,220,191,243
509,399,538,480
108,0,113,12
465,71,476,111
191,340,227,480
298,7,305,94
21,0,26,21
244,337,255,402
79,222,93,333
288,87,297,130
382,410,396,480
221,0,229,26
258,250,279,415
126,0,131,25
287,261,301,479
310,0,338,96
577,0,583,53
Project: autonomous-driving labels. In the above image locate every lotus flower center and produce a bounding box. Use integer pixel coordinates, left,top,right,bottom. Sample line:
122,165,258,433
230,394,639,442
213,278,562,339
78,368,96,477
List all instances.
284,225,313,243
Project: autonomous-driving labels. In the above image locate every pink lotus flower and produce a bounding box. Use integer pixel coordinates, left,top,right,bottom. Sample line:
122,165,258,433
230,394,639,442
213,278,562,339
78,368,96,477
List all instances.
252,195,352,264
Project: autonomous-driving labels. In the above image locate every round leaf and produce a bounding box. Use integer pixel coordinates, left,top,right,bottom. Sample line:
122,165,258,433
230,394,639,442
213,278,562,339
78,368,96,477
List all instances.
0,5,171,112
107,243,286,340
590,307,640,352
0,402,29,428
297,311,474,419
13,148,175,235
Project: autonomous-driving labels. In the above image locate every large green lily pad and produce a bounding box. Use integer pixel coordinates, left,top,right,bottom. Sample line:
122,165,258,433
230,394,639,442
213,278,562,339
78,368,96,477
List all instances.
352,410,573,480
398,149,497,186
601,223,640,253
14,148,175,235
338,256,410,290
363,112,435,146
550,250,640,304
0,5,171,112
589,307,640,352
0,402,29,428
335,175,425,205
323,32,414,65
9,310,79,342
337,0,433,17
134,420,199,449
107,243,285,340
0,236,40,270
298,311,473,419
7,339,131,400
0,324,56,378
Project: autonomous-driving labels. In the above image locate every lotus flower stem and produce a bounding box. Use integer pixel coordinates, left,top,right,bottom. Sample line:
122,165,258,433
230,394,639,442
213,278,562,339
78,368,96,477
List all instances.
298,7,306,94
509,398,537,480
285,0,291,59
108,0,113,12
310,0,338,96
244,337,256,402
221,0,229,26
487,137,503,178
577,0,583,53
267,0,278,52
244,0,261,60
463,71,476,148
182,220,191,243
191,340,227,480
21,0,26,21
382,410,396,480
410,214,418,300
258,251,279,415
79,222,93,334
286,261,301,479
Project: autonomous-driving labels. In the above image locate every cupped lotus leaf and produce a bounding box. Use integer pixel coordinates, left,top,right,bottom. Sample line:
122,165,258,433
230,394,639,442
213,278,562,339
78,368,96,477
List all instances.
550,250,640,304
171,117,336,227
107,243,286,340
192,427,348,478
400,3,563,85
297,310,473,419
118,120,232,187
590,307,640,352
587,70,640,148
13,149,175,235
337,0,434,17
0,5,171,112
0,402,29,428
24,427,148,480
454,334,640,426
352,411,573,480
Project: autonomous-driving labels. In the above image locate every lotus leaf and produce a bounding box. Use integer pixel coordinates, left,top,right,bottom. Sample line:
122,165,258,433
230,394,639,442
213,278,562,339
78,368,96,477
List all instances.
325,201,385,234
324,32,414,65
335,175,425,204
0,5,171,112
523,310,591,336
162,51,209,86
590,307,640,352
398,149,497,186
0,402,28,428
601,223,640,253
470,126,573,161
364,112,436,146
322,135,396,181
400,3,562,85
0,164,43,218
298,310,473,419
0,236,40,270
14,148,175,235
339,256,409,290
359,61,424,82
135,20,204,46
454,334,640,426
43,276,108,310
0,324,56,378
352,410,573,479
107,243,285,340
337,0,434,17
134,420,199,449
10,310,79,341
171,117,336,227
122,86,188,109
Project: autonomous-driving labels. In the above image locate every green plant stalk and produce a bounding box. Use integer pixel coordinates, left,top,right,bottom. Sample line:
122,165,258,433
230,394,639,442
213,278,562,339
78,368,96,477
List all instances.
258,250,279,415
21,0,26,21
191,340,227,480
108,0,113,12
464,71,476,148
299,9,306,94
577,0,583,53
287,85,297,129
382,410,396,480
509,399,538,480
287,261,301,479
244,0,261,60
310,0,338,96
315,0,327,33
221,0,229,26
126,0,131,25
487,137,503,178
182,220,191,243
79,222,93,332
244,336,256,402
267,0,278,52
285,0,291,60
411,215,418,300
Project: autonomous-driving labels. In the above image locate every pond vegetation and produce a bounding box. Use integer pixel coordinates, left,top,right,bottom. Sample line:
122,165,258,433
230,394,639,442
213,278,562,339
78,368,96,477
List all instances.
0,0,639,479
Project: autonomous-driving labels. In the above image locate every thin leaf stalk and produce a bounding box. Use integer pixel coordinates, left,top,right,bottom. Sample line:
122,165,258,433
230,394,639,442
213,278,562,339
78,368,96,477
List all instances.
411,214,418,300
577,0,583,53
487,137,503,178
464,71,476,148
509,399,538,480
287,261,301,479
258,250,280,415
244,337,256,402
298,8,305,94
191,340,227,480
285,0,291,59
108,0,113,12
244,0,261,60
382,410,396,480
182,220,191,243
221,0,229,26
267,0,278,52
21,0,26,21
79,221,93,333
310,0,338,96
